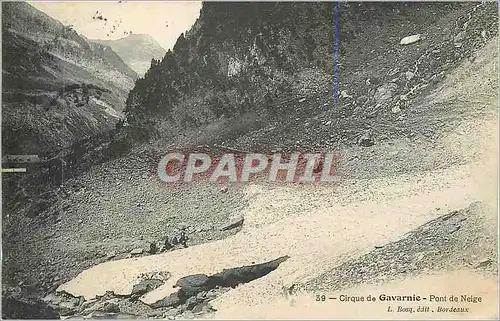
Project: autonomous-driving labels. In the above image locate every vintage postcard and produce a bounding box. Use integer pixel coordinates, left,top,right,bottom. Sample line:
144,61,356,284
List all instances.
1,1,498,319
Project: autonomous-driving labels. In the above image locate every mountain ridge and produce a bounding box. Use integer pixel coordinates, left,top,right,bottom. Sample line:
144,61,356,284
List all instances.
1,1,137,156
123,2,497,148
91,34,166,77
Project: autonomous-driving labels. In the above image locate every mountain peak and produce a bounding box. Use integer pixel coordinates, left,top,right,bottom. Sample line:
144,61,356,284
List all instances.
123,33,156,41
91,34,166,76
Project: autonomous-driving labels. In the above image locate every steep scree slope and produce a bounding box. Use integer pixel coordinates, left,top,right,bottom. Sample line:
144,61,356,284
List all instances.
123,2,497,150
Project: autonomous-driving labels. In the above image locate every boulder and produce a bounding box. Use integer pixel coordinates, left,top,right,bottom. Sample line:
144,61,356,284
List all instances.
374,83,398,103
98,300,120,313
219,215,244,231
130,248,143,255
175,274,215,297
57,299,80,316
210,256,290,288
391,105,401,114
150,291,181,309
148,242,157,254
400,34,421,45
164,308,179,317
171,230,188,247
192,302,207,314
405,71,415,81
131,278,164,297
87,312,137,319
150,256,290,309
185,296,198,310
358,131,375,147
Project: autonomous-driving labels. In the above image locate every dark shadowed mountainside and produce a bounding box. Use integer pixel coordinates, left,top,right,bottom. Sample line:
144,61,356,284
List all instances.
123,2,497,148
1,1,138,157
124,2,338,141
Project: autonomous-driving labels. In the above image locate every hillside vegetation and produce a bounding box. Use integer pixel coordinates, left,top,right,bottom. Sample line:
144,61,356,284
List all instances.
2,2,137,157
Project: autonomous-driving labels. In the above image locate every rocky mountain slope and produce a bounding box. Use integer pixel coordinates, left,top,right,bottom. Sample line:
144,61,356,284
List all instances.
1,1,137,157
124,2,337,140
93,34,167,77
46,33,497,318
123,2,497,148
1,2,498,319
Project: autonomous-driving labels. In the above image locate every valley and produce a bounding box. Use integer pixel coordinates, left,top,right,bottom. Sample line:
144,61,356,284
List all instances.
1,2,498,320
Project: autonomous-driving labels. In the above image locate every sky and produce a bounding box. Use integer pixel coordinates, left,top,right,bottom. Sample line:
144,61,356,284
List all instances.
30,1,203,50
